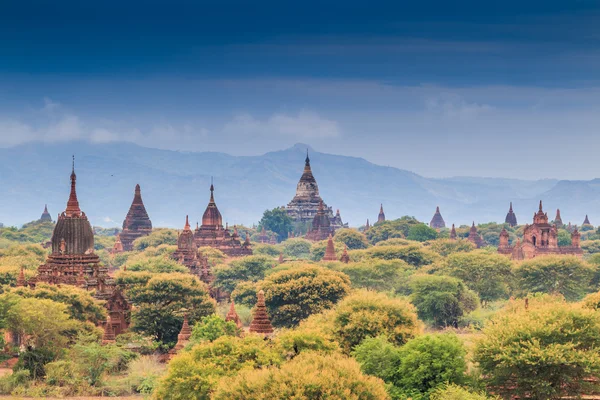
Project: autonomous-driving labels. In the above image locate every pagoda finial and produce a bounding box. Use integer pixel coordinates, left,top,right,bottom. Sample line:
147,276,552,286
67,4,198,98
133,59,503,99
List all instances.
509,202,513,212
184,215,190,230
539,200,543,212
65,156,81,217
305,149,310,165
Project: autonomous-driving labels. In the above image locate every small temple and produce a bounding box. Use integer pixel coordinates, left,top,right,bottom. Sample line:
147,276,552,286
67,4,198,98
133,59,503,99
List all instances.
450,224,457,240
583,215,592,226
321,234,337,261
168,314,192,359
553,209,563,227
286,151,345,229
364,219,370,231
249,290,274,335
340,245,350,263
505,202,517,227
173,216,200,270
378,204,386,223
39,204,53,222
111,234,124,254
429,206,445,229
225,301,243,329
498,201,583,260
120,184,153,251
193,183,252,257
467,222,485,248
305,200,335,241
101,316,116,345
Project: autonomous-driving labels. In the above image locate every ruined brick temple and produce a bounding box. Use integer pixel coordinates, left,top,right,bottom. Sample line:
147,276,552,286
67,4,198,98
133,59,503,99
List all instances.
120,184,152,251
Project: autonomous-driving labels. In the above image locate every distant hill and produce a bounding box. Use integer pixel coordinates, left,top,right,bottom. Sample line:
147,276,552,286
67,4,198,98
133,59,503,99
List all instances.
0,141,596,228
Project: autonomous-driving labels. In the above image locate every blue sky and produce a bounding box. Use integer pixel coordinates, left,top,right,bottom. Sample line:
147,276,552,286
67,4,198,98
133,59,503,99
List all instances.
1,0,600,179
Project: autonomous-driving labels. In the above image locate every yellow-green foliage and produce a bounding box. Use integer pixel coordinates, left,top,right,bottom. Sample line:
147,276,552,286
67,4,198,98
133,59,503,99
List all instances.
353,244,440,268
282,238,312,259
212,352,390,400
0,244,47,285
475,295,600,399
333,259,414,293
274,326,340,357
430,384,498,400
0,220,54,244
252,243,282,257
198,246,226,265
133,229,178,250
260,264,351,328
582,291,600,310
310,238,345,261
303,290,420,353
334,228,369,250
153,334,283,400
123,245,185,273
425,238,475,257
375,238,414,247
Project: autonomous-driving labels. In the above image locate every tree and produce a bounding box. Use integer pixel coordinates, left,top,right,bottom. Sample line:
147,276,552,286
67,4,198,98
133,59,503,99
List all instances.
127,273,216,345
212,352,389,400
475,296,600,399
189,315,239,344
124,245,186,273
326,290,420,352
439,252,513,302
252,243,281,257
153,335,283,400
352,336,402,384
258,208,294,242
133,228,178,250
310,239,344,261
259,264,351,327
213,255,277,293
362,245,439,268
334,228,369,250
274,326,339,356
430,384,498,400
410,275,479,328
334,259,415,294
365,216,421,244
407,224,438,242
393,333,467,396
282,238,312,259
514,256,594,301
230,280,258,307
426,239,475,257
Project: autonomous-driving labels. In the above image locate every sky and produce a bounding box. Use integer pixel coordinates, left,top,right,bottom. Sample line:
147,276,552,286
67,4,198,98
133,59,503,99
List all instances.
1,0,600,179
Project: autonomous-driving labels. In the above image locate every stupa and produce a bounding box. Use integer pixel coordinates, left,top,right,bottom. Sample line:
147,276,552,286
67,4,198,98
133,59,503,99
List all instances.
429,206,445,229
39,205,53,222
120,184,152,251
249,290,274,335
377,204,386,223
305,200,335,241
225,301,243,329
322,234,337,261
168,314,192,359
340,245,350,263
467,222,485,248
505,203,518,227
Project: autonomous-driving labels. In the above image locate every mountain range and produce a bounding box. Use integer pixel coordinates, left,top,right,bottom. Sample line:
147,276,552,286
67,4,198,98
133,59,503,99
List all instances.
0,141,597,229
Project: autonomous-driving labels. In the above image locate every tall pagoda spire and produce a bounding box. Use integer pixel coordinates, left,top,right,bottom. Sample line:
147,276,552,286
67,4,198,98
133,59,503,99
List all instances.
169,313,192,359
120,184,153,251
450,224,457,240
249,290,274,335
584,215,592,226
322,234,337,261
378,204,385,223
65,155,81,217
505,202,518,227
201,180,223,228
40,204,53,222
16,266,26,287
554,209,563,227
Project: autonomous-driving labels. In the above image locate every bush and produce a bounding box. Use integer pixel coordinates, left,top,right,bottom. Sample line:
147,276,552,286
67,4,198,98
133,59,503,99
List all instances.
475,296,600,399
275,327,339,357
430,384,498,400
334,228,369,250
124,355,165,394
282,238,312,259
407,224,438,242
362,245,439,268
410,275,479,328
260,264,351,327
353,336,402,384
212,352,389,400
252,243,281,257
334,259,415,294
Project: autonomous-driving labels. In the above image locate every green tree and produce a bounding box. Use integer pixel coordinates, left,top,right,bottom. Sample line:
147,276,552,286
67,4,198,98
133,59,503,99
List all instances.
282,238,312,259
366,216,422,244
230,280,258,308
334,228,369,250
426,239,475,257
334,259,415,294
212,352,389,400
439,252,513,302
154,335,283,400
259,264,351,327
352,336,402,384
430,384,498,400
475,296,600,399
310,239,344,261
407,224,438,242
258,208,294,242
410,275,479,328
189,315,239,344
133,228,177,250
514,256,594,300
127,273,216,345
362,245,439,268
213,255,277,293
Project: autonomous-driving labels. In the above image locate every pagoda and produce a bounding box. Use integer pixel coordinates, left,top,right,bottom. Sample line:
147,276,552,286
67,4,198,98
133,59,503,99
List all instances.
258,227,269,243
364,219,370,231
340,245,350,263
467,222,485,248
286,151,337,225
553,209,563,227
305,200,335,241
225,301,243,329
172,216,200,271
330,209,348,230
101,316,116,345
583,215,592,226
449,224,457,240
35,158,111,291
168,314,192,360
111,234,124,254
322,234,337,261
505,203,518,227
498,201,583,260
39,205,53,222
249,290,274,335
193,183,252,257
429,206,445,229
377,204,386,223
120,184,152,251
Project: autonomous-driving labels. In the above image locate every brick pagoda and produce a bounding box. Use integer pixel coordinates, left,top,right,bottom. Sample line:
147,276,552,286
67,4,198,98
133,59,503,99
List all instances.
120,184,152,251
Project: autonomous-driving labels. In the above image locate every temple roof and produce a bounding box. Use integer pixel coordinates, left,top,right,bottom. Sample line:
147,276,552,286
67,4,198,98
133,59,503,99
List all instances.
429,206,446,229
378,204,385,223
122,184,152,231
40,204,53,222
65,156,82,218
505,202,518,227
312,200,331,231
201,183,223,228
584,215,592,225
291,150,320,200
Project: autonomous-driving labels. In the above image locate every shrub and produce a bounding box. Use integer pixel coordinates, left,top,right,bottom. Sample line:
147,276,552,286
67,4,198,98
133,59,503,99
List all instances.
430,384,498,400
282,238,312,259
189,315,239,344
362,245,439,268
213,255,277,293
334,259,415,294
334,228,369,250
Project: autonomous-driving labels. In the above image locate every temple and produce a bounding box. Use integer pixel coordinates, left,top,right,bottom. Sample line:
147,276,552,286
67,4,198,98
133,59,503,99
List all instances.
40,204,53,222
173,216,200,270
225,301,243,329
286,151,342,228
583,215,592,226
305,200,335,241
429,206,445,229
553,209,563,227
120,184,153,251
340,245,350,263
101,316,116,345
322,234,337,261
498,201,583,260
193,183,252,257
378,204,385,223
450,224,457,240
111,234,124,254
505,203,517,227
249,290,274,335
168,314,192,360
467,222,485,248
331,209,347,230
365,219,370,231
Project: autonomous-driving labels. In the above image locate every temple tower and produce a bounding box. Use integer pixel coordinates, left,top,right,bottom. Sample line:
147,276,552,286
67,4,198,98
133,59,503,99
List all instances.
40,205,53,222
120,184,153,251
378,204,385,223
467,222,485,248
173,216,200,271
225,301,243,329
505,202,517,227
583,215,592,226
249,290,274,335
450,224,457,240
169,314,192,359
340,245,350,263
554,209,563,227
429,206,445,229
305,200,335,241
322,234,337,261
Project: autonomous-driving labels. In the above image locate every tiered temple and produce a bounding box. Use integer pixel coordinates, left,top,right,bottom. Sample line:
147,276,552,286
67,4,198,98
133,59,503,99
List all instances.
40,205,53,222
429,206,446,229
286,151,343,229
505,203,518,227
467,222,485,248
322,234,337,261
111,234,124,254
173,216,200,270
193,184,252,257
305,200,335,241
378,204,386,223
249,290,274,335
120,184,153,251
498,201,583,260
